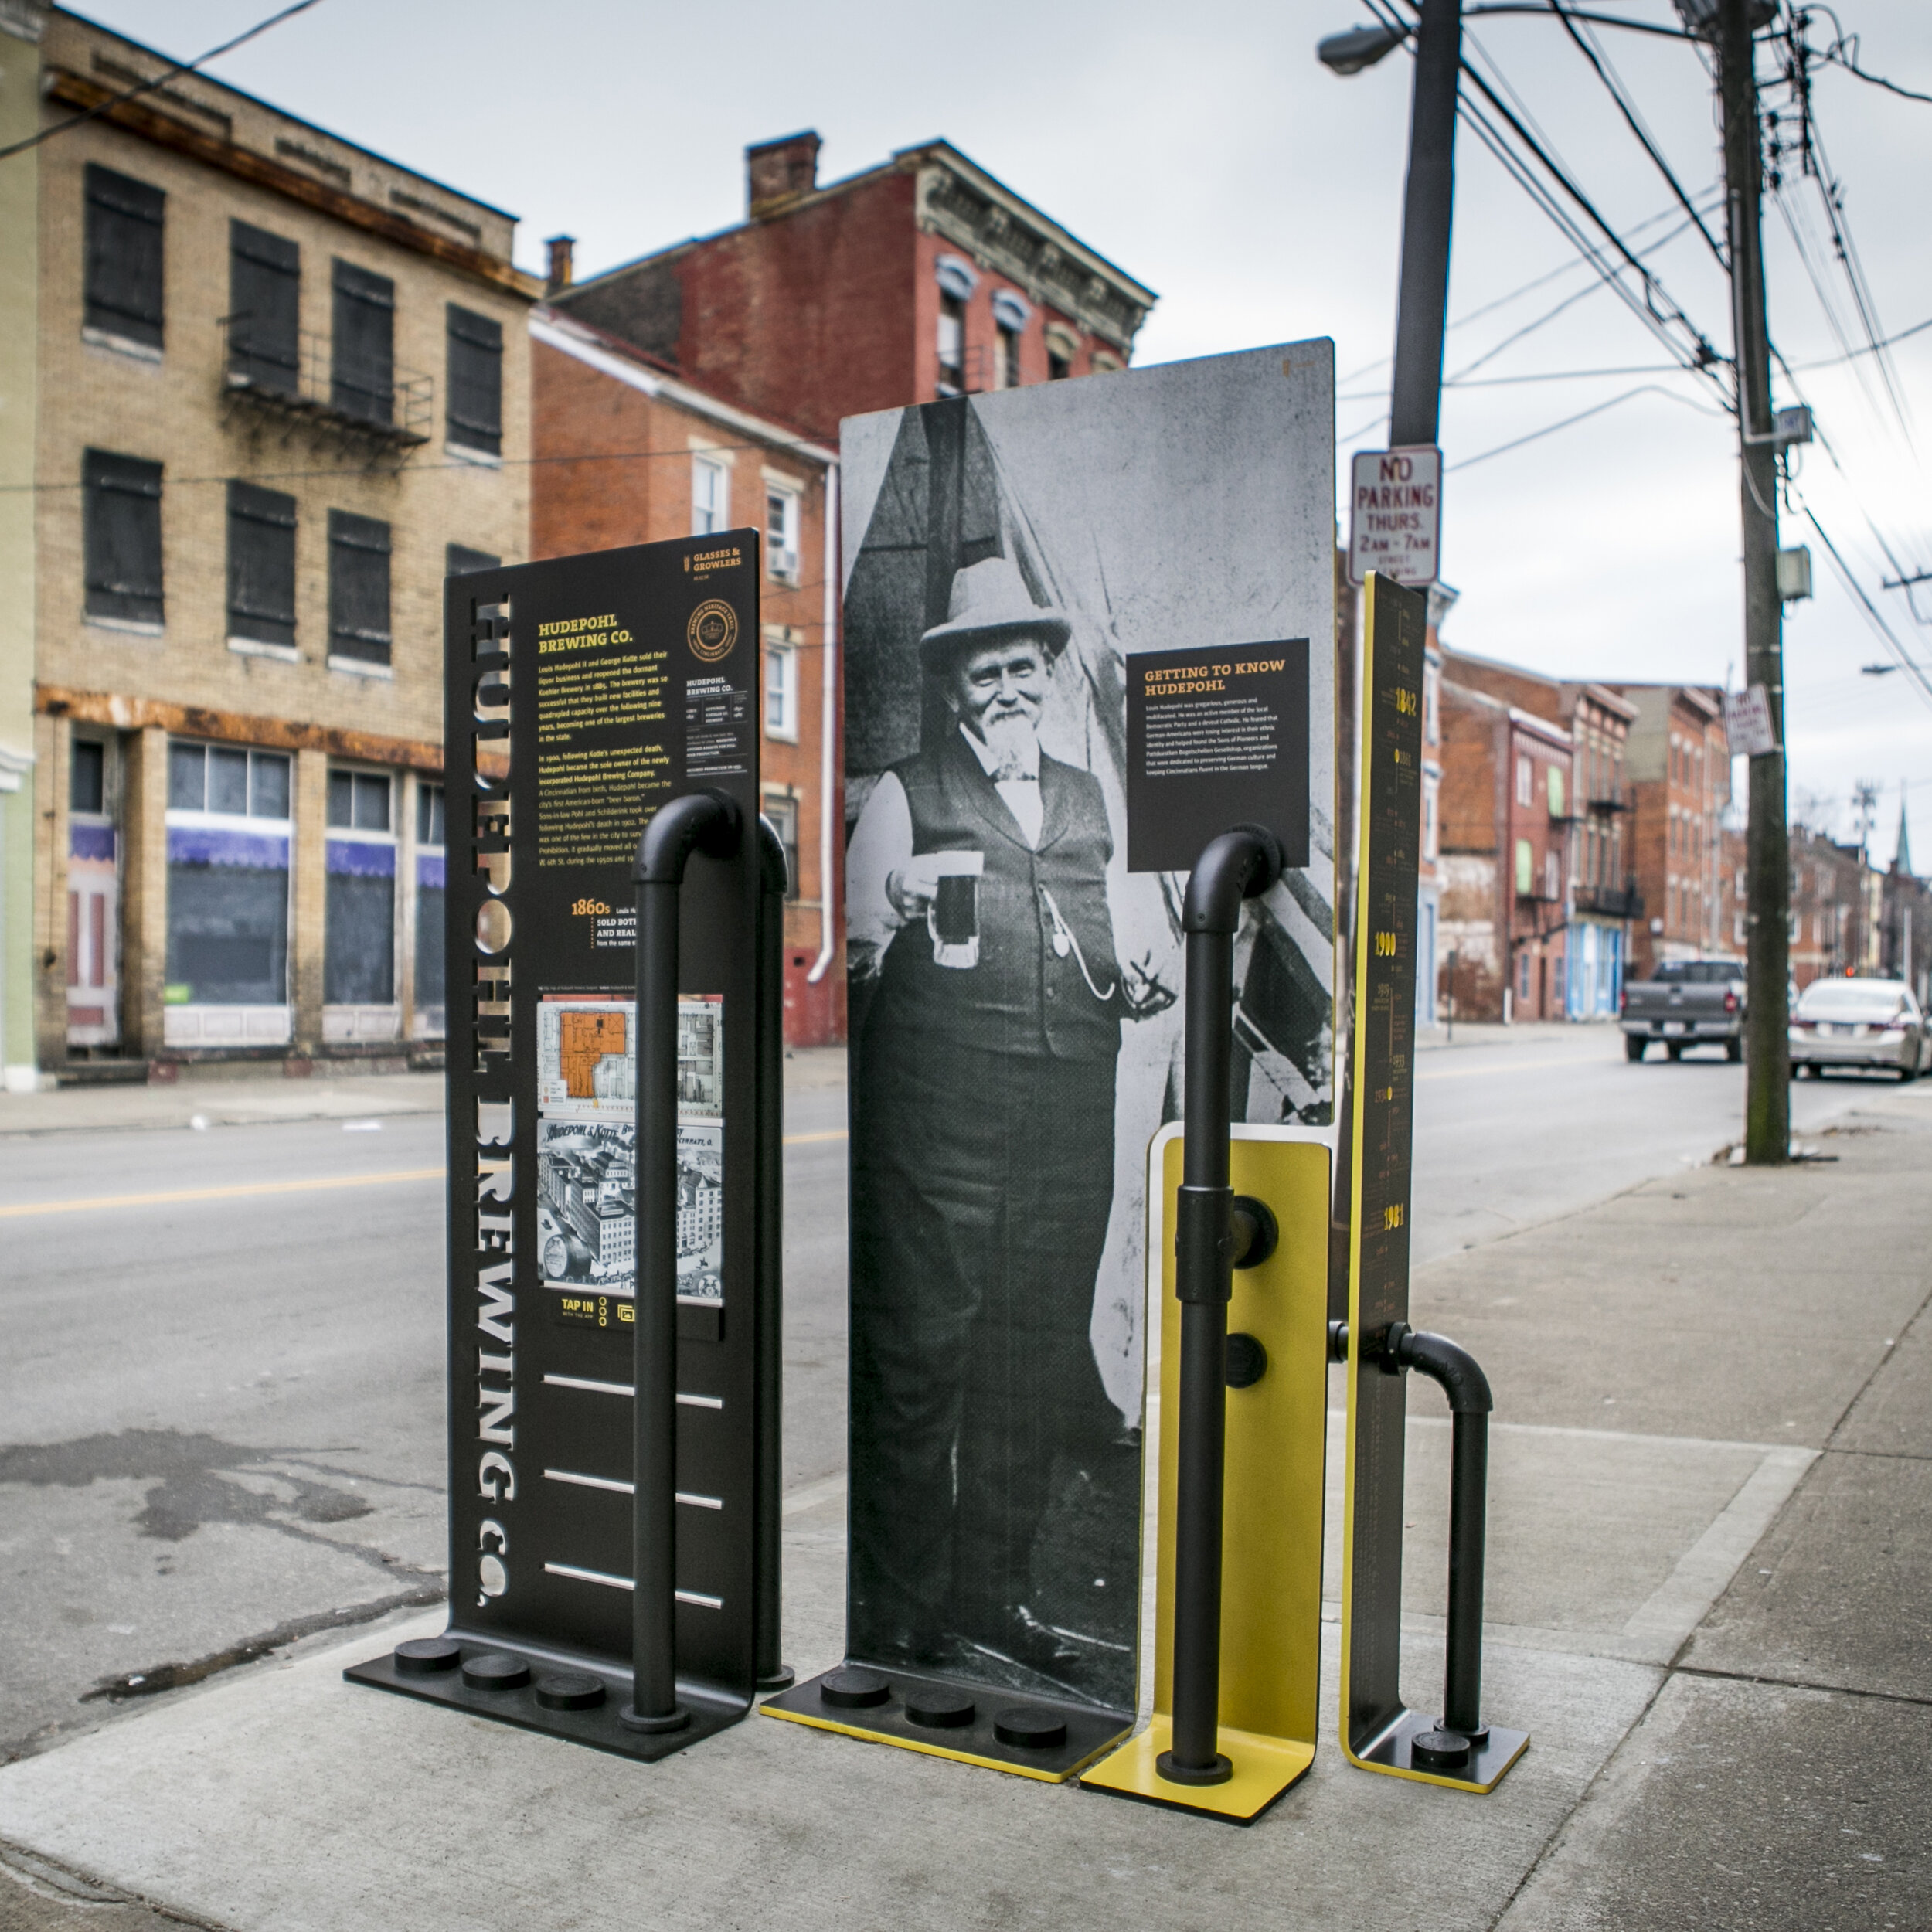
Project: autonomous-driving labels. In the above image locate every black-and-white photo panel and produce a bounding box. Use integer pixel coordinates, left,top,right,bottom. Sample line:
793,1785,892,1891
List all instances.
841,344,1337,1713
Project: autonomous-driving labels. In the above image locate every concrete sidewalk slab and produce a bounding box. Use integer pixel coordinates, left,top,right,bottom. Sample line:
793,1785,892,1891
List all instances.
0,1487,1662,1932
0,1076,443,1140
1497,1671,1930,1932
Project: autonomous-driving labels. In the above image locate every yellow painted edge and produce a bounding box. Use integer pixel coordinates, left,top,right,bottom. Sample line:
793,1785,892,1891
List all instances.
1338,1730,1531,1794
757,1700,1111,1784
1080,1716,1315,1820
1338,577,1378,1761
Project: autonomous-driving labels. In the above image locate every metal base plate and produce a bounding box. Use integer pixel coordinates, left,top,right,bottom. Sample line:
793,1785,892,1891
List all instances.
1080,1716,1314,1824
345,1640,748,1764
761,1665,1130,1784
1346,1708,1530,1794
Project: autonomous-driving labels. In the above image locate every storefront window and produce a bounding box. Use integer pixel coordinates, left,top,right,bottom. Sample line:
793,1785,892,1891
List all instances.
414,781,446,1037
325,768,396,1009
164,742,291,1026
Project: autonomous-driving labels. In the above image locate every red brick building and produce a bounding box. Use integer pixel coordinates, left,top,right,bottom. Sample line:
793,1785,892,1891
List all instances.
1438,648,1638,1020
1611,685,1732,977
1437,675,1574,1021
546,133,1155,447
534,133,1156,1043
528,308,842,1044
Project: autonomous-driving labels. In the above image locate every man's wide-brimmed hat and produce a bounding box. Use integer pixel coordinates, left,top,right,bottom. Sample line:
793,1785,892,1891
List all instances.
919,556,1071,671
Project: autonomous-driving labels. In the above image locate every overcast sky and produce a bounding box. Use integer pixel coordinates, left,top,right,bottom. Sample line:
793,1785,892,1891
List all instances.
74,0,1932,861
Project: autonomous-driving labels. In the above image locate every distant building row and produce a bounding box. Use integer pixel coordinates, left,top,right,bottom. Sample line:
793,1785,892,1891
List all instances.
1,5,1153,1083
1405,602,1930,1023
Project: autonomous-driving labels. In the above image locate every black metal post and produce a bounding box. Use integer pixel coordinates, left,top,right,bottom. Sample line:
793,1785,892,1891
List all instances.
1160,825,1284,1788
753,815,792,1692
1389,0,1465,451
627,791,742,1734
1389,1324,1492,1749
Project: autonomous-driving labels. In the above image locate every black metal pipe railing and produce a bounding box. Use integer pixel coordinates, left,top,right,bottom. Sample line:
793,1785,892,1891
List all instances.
1159,825,1283,1789
1329,1315,1494,1749
626,791,742,1733
753,815,793,1691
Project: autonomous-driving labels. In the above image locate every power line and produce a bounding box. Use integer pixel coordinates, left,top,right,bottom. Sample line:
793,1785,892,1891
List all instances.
1550,0,1726,267
1444,382,1728,471
0,1,325,164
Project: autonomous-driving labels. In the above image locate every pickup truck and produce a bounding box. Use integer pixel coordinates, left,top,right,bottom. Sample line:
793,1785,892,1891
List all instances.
1621,959,1747,1061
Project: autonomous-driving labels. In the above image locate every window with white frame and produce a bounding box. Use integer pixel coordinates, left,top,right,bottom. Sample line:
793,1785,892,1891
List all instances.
1423,774,1439,861
692,456,727,536
1515,753,1532,808
765,639,799,741
766,485,801,582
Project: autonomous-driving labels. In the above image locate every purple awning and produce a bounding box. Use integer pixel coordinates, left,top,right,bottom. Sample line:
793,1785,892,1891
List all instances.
167,825,288,869
327,839,396,878
70,823,116,862
417,852,446,889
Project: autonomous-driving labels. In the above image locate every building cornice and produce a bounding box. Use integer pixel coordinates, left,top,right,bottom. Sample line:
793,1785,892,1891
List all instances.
897,141,1155,352
37,685,444,771
43,70,541,301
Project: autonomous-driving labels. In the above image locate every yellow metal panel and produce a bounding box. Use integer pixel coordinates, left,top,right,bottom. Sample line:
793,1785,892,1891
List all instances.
1083,1129,1328,1818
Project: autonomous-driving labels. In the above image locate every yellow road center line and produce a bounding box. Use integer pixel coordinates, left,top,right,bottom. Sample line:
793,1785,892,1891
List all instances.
783,1128,847,1145
0,1167,447,1220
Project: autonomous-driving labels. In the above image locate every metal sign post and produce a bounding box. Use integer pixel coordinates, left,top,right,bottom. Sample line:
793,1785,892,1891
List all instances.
1336,572,1527,1792
348,535,784,1762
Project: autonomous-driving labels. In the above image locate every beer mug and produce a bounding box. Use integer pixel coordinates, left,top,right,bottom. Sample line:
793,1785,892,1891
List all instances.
928,850,984,969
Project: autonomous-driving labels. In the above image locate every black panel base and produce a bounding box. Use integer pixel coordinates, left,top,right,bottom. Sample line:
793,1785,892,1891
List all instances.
1352,1707,1529,1792
346,1635,748,1764
762,1664,1131,1783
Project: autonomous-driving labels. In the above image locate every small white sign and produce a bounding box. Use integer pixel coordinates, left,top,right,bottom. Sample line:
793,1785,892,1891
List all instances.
1349,446,1441,587
1723,684,1777,758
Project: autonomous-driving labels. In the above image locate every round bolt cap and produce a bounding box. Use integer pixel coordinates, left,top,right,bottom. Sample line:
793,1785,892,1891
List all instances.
818,1667,891,1710
1410,1727,1472,1770
905,1690,975,1729
393,1638,461,1676
461,1651,531,1692
1225,1332,1269,1389
535,1672,605,1712
993,1706,1066,1750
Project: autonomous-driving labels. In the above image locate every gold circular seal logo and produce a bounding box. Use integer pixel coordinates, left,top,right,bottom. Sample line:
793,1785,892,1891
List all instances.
687,600,738,663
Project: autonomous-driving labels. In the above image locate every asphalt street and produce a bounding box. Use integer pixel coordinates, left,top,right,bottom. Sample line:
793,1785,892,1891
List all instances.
0,1029,1886,1764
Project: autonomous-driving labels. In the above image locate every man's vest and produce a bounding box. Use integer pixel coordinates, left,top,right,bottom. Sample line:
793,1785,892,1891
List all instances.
870,730,1122,1061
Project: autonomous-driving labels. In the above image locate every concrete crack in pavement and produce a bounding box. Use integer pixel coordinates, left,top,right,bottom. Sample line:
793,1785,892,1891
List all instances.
77,1584,447,1707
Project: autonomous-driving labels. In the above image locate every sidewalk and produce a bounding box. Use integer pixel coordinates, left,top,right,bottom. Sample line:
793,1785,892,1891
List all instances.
0,1089,1926,1928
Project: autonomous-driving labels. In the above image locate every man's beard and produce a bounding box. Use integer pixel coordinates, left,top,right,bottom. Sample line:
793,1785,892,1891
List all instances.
978,710,1038,781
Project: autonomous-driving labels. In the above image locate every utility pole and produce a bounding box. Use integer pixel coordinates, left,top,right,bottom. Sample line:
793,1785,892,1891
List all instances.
1716,0,1791,1162
1389,0,1464,450
1319,0,1464,1312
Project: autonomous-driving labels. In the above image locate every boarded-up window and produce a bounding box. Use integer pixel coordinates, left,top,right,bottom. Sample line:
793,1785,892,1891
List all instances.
328,511,390,665
331,260,394,424
226,481,297,647
447,544,500,577
446,305,502,455
84,165,165,349
83,450,163,625
228,222,300,393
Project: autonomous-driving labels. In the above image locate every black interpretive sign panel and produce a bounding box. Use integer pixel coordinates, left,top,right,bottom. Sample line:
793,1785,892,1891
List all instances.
1124,640,1310,874
347,532,767,1760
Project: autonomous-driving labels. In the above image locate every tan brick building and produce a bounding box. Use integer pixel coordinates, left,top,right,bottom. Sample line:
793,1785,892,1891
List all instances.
15,6,536,1078
529,304,842,1043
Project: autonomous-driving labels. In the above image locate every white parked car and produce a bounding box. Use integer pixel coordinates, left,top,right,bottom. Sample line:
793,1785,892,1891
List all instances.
1788,977,1929,1080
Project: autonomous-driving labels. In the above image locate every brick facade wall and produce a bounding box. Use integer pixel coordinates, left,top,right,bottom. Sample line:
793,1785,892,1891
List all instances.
30,12,532,1070
529,332,844,1044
